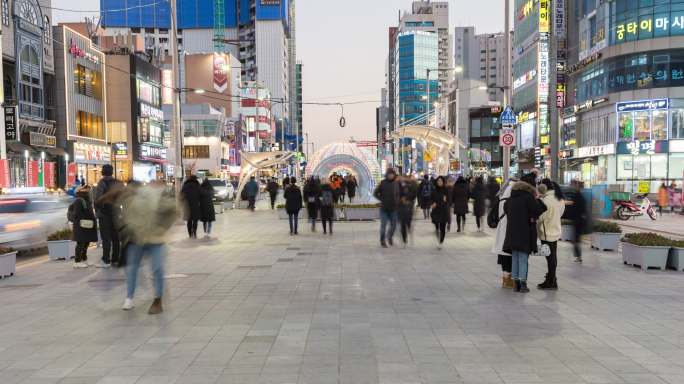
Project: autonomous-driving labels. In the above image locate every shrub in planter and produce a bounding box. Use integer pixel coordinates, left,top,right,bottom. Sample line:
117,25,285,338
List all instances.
668,239,684,271
621,232,672,270
0,246,16,278
47,228,75,261
591,221,622,251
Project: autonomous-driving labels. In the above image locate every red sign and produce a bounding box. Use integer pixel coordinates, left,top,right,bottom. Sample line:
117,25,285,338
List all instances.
499,129,516,147
26,160,39,187
0,159,9,188
44,162,55,188
213,53,228,93
67,162,77,185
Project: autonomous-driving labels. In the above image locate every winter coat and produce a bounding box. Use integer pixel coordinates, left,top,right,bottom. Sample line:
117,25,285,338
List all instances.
398,179,418,222
537,191,565,242
492,181,514,256
502,181,547,254
200,184,216,223
347,180,357,198
93,176,122,219
181,178,202,221
374,179,400,212
119,185,177,245
266,181,279,196
284,185,303,214
418,180,434,209
303,182,321,219
452,182,469,215
486,180,500,202
471,182,487,217
658,186,669,207
244,180,259,197
430,187,450,224
69,193,99,243
319,185,335,220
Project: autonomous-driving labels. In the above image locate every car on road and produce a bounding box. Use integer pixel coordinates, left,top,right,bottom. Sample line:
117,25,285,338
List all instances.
207,178,235,201
0,196,71,251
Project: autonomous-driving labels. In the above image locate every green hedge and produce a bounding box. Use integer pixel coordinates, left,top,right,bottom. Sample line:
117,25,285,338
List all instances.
621,232,672,247
0,247,15,254
593,220,622,233
48,228,72,241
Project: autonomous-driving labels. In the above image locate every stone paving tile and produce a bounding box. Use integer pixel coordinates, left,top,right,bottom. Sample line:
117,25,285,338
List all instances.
3,205,684,384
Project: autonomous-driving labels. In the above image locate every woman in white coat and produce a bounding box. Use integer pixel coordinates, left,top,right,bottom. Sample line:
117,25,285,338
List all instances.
492,178,517,288
536,179,565,290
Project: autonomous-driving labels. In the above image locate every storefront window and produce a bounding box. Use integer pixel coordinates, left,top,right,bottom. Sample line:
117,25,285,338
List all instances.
471,119,481,138
74,65,103,100
634,111,650,140
672,109,684,139
76,111,104,140
183,145,210,159
618,112,633,141
137,79,160,107
652,110,668,140
670,153,684,180
652,154,668,179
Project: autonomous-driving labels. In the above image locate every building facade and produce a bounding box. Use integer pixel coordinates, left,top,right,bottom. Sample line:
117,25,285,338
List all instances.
561,0,684,192
181,103,230,177
454,27,509,103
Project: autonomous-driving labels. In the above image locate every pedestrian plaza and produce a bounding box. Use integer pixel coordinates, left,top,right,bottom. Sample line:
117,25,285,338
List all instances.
2,207,684,384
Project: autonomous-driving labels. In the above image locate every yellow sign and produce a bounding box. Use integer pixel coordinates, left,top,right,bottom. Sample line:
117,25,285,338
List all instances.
539,0,549,33
638,181,650,194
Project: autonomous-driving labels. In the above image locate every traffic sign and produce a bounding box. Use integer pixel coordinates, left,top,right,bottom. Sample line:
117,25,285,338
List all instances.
500,106,517,125
499,129,515,148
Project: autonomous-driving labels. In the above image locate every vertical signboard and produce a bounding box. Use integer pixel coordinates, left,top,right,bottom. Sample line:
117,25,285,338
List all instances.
4,106,17,141
67,162,77,185
213,53,228,93
161,70,173,105
44,162,55,188
539,0,550,33
0,159,9,188
26,160,39,187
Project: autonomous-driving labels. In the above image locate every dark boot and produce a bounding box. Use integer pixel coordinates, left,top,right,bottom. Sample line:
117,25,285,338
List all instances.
519,281,530,293
537,274,550,289
514,280,521,292
148,298,163,315
544,277,558,290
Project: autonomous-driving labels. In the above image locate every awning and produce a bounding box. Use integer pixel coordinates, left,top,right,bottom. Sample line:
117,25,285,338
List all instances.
43,147,67,156
6,141,34,154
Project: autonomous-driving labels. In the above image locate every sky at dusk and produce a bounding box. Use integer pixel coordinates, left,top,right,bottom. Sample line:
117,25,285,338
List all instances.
52,0,507,151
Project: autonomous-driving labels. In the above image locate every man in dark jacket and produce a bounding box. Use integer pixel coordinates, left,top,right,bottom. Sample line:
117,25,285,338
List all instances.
266,178,279,209
398,175,418,245
94,164,123,267
374,168,400,248
503,174,547,293
284,177,303,235
244,176,259,211
566,180,587,263
452,176,469,232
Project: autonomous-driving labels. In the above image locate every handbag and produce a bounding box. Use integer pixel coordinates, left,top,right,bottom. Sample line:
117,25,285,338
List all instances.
79,219,95,229
532,221,551,257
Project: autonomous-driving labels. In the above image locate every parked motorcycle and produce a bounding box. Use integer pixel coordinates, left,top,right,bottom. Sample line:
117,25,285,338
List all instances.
613,194,657,221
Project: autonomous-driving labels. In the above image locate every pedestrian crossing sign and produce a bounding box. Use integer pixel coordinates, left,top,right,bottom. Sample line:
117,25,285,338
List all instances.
500,106,517,126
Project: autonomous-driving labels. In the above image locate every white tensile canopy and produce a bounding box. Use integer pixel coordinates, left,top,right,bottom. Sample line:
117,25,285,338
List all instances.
234,151,294,207
390,125,465,175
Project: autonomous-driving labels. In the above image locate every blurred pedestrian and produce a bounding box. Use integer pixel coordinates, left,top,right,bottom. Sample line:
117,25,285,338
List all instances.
181,175,202,238
398,175,418,245
536,179,565,290
492,177,517,289
244,176,259,211
452,176,469,232
471,176,487,232
284,176,303,235
486,176,500,205
658,181,669,216
374,168,400,247
94,164,123,268
431,176,450,249
320,182,335,235
566,180,587,263
67,186,98,268
200,178,216,237
418,174,433,219
267,177,280,210
503,174,547,293
347,175,358,203
303,176,321,232
120,181,177,314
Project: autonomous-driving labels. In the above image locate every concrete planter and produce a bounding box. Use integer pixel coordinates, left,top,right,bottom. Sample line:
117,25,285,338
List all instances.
47,240,76,261
343,208,379,221
591,232,621,251
668,247,684,271
621,242,669,270
0,251,16,278
561,225,574,241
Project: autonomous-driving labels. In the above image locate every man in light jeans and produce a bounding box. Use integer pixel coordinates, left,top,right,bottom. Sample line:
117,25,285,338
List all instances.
379,209,398,247
125,244,166,313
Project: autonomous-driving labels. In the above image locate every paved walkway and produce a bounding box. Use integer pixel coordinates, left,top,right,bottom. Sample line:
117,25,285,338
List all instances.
2,206,684,384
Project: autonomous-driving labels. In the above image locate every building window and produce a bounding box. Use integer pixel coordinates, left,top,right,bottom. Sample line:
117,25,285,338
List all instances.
183,145,210,159
74,65,103,100
18,44,43,118
43,16,50,44
1,0,9,26
76,111,104,139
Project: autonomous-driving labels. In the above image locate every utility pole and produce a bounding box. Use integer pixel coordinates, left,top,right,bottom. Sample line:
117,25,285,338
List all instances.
170,0,183,189
503,0,512,182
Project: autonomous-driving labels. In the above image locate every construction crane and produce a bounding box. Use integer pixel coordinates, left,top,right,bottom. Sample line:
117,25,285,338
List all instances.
213,0,226,52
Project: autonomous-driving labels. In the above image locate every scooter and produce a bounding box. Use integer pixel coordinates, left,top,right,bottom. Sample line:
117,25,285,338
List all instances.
613,194,657,221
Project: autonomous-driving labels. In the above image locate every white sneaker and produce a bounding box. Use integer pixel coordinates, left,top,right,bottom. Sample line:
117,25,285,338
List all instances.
95,261,111,268
122,298,134,310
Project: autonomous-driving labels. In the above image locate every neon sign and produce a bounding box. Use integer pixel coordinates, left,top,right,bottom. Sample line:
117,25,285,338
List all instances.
69,38,99,64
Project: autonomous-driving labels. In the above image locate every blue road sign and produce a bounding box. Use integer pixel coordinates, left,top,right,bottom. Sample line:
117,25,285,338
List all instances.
500,106,517,126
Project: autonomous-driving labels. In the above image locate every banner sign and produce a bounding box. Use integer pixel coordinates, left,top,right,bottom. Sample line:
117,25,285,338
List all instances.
616,98,669,112
213,53,228,93
44,162,55,188
4,105,17,141
539,0,550,33
67,162,77,185
26,160,39,187
0,159,9,188
161,70,173,105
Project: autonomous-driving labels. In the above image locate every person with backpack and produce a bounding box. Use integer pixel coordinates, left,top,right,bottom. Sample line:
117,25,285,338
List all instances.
374,168,400,247
68,186,99,268
93,164,123,268
418,174,433,219
320,183,335,235
200,178,216,237
303,176,321,232
120,181,178,314
452,176,469,232
284,177,303,235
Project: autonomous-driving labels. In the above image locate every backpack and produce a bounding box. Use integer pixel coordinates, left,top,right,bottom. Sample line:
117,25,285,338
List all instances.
67,198,87,223
321,190,334,207
487,196,507,229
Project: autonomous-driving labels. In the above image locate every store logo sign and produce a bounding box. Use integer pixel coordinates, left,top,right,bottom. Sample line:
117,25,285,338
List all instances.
140,103,164,120
617,140,669,155
616,98,669,112
69,38,100,64
140,144,167,162
576,144,615,158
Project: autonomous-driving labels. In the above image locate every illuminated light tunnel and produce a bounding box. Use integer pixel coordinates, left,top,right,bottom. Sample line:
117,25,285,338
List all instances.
305,143,382,201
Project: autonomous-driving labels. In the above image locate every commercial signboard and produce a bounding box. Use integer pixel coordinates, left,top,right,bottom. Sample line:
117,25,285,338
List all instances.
73,142,111,163
613,10,684,44
113,142,128,160
617,140,669,155
213,53,228,93
161,70,173,105
44,162,55,188
0,159,9,188
616,98,669,112
139,144,167,162
4,105,17,141
576,144,615,158
28,132,56,147
539,0,550,33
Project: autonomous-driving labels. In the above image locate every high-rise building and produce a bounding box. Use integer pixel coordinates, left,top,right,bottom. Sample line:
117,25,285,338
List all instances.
454,27,510,103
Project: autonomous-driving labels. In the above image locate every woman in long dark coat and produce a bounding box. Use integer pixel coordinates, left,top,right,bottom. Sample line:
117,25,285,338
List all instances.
200,179,216,236
346,176,357,203
430,176,450,248
284,177,303,235
452,176,469,232
303,176,321,232
471,176,487,232
68,186,99,268
181,175,202,238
